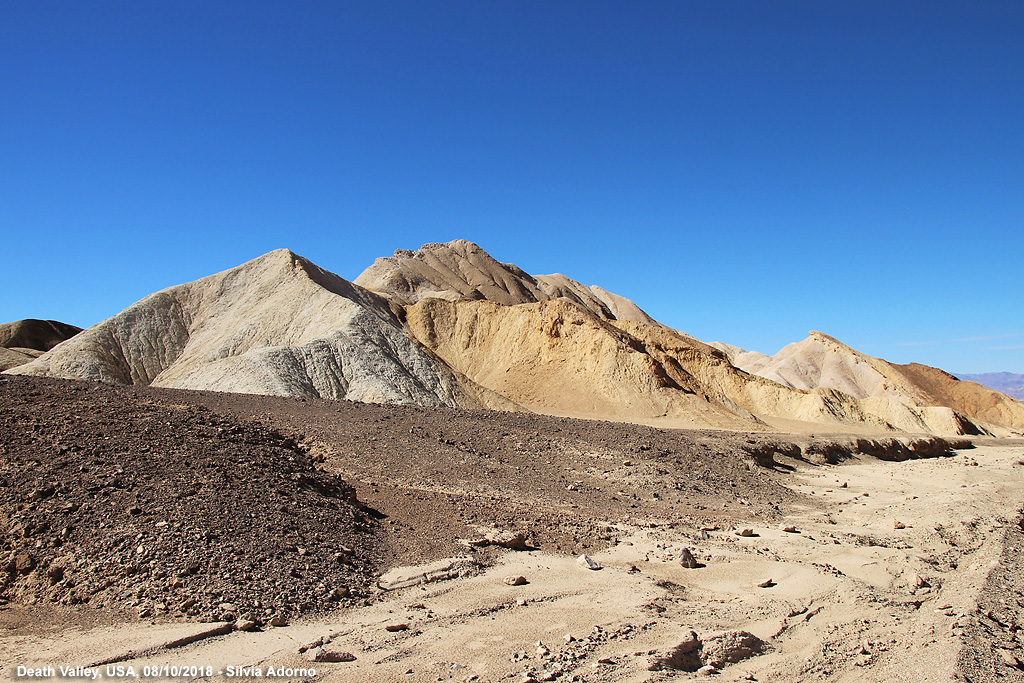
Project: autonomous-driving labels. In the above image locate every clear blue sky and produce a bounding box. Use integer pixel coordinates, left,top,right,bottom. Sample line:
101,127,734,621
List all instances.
2,1,1021,373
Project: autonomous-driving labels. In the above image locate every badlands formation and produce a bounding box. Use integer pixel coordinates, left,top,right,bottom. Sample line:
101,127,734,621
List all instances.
0,319,80,371
3,240,1024,683
7,239,1024,437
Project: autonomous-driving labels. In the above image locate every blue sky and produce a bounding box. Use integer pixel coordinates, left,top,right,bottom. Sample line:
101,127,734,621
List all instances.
2,1,1021,373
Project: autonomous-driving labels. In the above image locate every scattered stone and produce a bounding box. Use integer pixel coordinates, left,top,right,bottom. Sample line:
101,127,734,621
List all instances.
219,602,237,613
328,587,350,600
385,623,410,632
780,524,798,533
503,575,529,586
577,554,602,570
735,529,754,537
697,664,719,676
894,520,907,529
485,529,530,550
269,615,289,627
998,649,1021,668
678,548,699,568
13,553,35,573
306,648,356,663
756,579,775,588
234,619,257,632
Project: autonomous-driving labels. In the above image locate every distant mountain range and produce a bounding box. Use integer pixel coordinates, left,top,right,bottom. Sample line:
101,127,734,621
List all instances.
956,373,1024,402
5,240,1023,438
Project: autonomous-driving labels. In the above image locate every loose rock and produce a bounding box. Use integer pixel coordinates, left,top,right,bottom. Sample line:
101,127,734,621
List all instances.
306,648,356,663
678,548,699,568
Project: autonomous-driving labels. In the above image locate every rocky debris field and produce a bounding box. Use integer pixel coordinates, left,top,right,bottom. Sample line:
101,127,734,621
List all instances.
0,376,381,626
4,375,1019,683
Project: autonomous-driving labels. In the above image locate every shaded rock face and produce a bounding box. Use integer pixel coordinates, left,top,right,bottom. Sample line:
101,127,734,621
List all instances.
0,320,81,370
0,319,81,352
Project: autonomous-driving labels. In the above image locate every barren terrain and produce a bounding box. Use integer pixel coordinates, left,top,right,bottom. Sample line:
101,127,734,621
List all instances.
3,376,1024,682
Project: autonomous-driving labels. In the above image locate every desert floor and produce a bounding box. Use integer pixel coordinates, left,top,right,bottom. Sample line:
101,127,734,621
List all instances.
2,378,1023,683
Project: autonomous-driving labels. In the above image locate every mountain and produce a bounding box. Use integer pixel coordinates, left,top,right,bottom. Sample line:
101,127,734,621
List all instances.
6,250,513,410
957,372,1024,402
0,319,82,371
7,241,1022,437
354,239,655,324
714,332,1024,435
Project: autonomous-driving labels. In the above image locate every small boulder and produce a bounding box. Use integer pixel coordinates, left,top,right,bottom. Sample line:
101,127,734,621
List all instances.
678,548,699,569
734,529,754,537
234,619,257,632
503,575,529,586
577,554,602,570
486,529,529,550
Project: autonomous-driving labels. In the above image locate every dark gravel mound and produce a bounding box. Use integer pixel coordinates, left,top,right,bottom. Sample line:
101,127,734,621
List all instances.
0,376,380,625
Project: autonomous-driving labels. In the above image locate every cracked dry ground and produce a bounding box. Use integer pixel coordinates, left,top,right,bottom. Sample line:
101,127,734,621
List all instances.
2,375,1024,683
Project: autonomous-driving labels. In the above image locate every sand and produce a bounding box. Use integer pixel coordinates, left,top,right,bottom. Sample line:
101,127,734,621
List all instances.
4,427,1022,682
